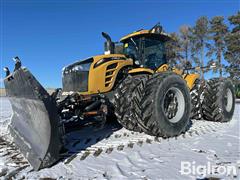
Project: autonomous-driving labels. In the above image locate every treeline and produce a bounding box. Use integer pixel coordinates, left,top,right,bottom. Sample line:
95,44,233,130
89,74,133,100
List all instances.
165,11,240,84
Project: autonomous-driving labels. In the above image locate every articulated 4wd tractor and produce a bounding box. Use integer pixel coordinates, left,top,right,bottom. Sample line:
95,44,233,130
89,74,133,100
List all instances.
4,24,235,170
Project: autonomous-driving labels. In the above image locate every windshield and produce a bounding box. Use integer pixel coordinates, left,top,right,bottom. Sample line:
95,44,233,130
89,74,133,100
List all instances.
143,38,166,69
123,37,166,70
123,38,140,61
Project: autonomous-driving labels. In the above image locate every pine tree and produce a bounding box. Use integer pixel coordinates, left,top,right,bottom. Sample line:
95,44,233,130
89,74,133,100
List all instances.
165,33,183,67
191,16,209,79
189,28,200,69
224,11,240,83
179,25,191,65
207,16,228,77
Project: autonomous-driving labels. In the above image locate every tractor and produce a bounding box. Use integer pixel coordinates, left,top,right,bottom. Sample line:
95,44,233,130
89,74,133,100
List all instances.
3,23,235,170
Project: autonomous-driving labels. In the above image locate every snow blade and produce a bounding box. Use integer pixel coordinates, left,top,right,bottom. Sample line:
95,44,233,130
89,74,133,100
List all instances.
4,67,62,170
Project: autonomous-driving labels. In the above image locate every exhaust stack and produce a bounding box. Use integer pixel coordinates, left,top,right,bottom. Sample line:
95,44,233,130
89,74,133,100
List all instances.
102,32,115,55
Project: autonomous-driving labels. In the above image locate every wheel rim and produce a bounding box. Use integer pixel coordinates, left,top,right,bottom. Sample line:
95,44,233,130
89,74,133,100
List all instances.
163,87,185,123
224,88,233,112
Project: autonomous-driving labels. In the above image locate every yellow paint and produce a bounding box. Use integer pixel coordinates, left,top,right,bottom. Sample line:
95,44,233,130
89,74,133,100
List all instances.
120,30,170,42
79,54,198,94
120,30,149,42
156,64,169,72
128,64,169,75
128,68,154,74
72,50,199,94
171,68,200,89
156,65,199,90
81,54,133,94
195,66,201,71
184,74,200,90
172,68,183,75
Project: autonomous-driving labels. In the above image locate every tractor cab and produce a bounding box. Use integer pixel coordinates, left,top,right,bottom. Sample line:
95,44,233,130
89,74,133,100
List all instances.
120,24,171,70
102,23,171,71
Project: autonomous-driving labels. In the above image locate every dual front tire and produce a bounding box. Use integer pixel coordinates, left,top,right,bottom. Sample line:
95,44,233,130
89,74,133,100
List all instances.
114,72,191,137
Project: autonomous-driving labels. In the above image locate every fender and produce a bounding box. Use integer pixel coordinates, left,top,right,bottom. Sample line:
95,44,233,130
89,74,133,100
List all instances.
156,64,169,72
128,68,154,75
184,73,200,90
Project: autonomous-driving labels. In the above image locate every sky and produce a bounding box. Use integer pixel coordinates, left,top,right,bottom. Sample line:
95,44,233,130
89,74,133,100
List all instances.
1,0,239,88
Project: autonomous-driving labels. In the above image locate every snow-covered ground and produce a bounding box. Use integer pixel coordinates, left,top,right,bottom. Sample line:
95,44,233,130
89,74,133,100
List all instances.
0,97,239,179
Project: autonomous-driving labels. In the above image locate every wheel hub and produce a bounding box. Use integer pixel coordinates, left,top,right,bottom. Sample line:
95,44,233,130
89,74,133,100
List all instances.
163,87,185,123
164,91,178,119
224,88,233,112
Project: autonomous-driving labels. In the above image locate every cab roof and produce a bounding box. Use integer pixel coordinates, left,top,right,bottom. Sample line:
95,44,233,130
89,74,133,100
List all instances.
120,29,171,42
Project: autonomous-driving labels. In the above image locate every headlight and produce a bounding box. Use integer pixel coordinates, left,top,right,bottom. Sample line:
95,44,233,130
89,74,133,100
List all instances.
72,63,91,71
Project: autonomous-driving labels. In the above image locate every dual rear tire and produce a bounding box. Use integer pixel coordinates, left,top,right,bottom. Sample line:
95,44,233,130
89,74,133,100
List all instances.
202,78,235,122
190,79,204,120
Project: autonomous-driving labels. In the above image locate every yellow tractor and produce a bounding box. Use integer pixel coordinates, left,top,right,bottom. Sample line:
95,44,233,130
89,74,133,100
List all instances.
3,23,235,170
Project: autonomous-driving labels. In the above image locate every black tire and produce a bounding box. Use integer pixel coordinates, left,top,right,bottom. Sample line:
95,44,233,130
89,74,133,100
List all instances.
202,78,235,122
134,72,191,137
190,79,204,120
113,74,149,132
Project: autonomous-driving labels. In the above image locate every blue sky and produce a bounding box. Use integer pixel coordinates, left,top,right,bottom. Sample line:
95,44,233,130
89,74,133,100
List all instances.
1,0,239,88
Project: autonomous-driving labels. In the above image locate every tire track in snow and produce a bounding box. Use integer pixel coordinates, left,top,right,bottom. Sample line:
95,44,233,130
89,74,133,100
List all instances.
0,119,228,178
0,97,237,178
0,137,30,179
63,119,229,165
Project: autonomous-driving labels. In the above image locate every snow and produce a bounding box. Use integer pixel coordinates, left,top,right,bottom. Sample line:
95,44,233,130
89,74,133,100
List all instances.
0,98,11,137
0,97,239,179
